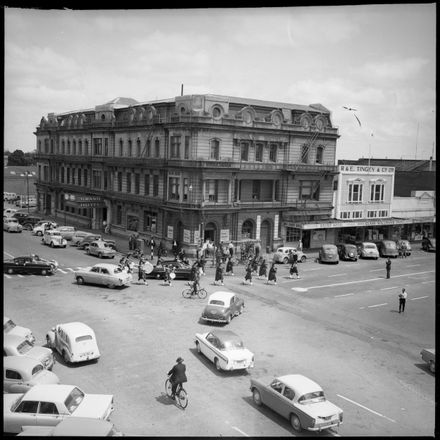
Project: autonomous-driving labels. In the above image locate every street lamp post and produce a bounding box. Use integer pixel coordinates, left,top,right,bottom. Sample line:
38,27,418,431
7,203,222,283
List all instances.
19,171,34,214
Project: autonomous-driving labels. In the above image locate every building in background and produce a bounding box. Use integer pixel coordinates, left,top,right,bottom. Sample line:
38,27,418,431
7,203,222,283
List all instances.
34,94,340,254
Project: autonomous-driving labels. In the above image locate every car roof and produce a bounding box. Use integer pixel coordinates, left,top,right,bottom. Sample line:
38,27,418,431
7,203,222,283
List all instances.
4,333,29,344
56,322,94,334
21,384,76,401
92,263,119,270
208,291,236,302
4,355,41,370
4,316,12,323
362,242,377,246
277,247,297,251
278,374,323,395
51,418,114,436
322,244,337,249
210,330,241,342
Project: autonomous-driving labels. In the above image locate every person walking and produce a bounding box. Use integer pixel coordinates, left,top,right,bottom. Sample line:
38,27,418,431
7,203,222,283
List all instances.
258,258,268,279
138,254,148,285
244,260,253,285
163,265,173,286
386,257,391,279
289,261,300,279
214,261,224,286
398,288,407,313
228,242,234,258
298,239,303,252
199,254,206,276
172,240,178,258
225,256,234,276
267,262,277,285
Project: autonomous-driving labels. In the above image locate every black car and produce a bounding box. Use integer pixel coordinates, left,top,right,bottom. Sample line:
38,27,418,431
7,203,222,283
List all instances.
336,243,358,261
422,237,436,252
17,215,42,230
11,212,29,222
3,256,58,275
144,259,192,280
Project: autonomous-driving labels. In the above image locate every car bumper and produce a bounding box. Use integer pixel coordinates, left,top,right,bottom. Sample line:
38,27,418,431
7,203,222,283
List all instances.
201,316,227,323
308,421,342,431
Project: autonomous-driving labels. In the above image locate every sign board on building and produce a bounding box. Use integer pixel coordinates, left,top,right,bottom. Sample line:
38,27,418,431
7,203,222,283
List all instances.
220,229,230,243
167,226,173,239
339,165,395,173
183,229,191,244
194,230,200,244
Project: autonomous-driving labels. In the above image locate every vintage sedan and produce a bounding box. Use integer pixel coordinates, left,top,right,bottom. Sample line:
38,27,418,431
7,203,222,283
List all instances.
201,291,245,324
4,356,60,393
336,244,358,261
71,230,94,246
396,239,412,256
31,221,58,236
46,322,100,364
18,417,123,436
375,240,399,258
420,348,435,373
195,330,254,372
356,242,379,259
4,334,55,370
4,317,36,344
4,217,23,233
273,247,307,264
74,263,132,288
86,240,116,259
57,226,76,240
145,259,192,280
77,234,103,249
318,244,339,264
3,384,114,434
250,374,343,432
42,230,68,248
4,255,58,276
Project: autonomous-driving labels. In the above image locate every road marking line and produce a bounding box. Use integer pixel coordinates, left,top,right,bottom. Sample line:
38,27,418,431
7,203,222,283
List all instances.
303,268,321,272
66,268,75,272
421,280,434,284
4,274,11,279
334,293,354,298
337,394,396,423
328,273,347,277
405,264,421,267
410,296,429,301
367,303,388,308
232,426,250,437
57,269,68,274
380,286,398,291
4,251,14,258
369,268,383,272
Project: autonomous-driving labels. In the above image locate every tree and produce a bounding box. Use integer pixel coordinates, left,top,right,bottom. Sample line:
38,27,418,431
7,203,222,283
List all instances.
7,150,28,166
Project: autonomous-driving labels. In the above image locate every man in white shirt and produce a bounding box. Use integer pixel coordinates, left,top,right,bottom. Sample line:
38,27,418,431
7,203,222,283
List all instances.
398,288,407,313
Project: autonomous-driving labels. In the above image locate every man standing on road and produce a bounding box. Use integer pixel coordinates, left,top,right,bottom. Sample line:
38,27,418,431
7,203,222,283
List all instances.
386,257,391,279
398,288,407,313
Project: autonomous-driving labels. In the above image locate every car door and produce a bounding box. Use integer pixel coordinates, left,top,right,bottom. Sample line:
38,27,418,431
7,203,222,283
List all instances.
204,333,217,362
263,380,292,417
36,401,64,426
87,266,101,283
100,267,111,284
10,400,39,432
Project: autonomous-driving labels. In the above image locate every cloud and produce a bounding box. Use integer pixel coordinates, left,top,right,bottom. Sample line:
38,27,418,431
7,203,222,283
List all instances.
360,57,431,81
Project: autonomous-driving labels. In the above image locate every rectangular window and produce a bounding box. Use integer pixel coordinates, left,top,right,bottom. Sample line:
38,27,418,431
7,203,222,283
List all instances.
301,145,309,164
67,141,71,155
348,183,363,202
286,227,301,242
71,169,76,185
299,180,320,200
207,180,218,202
155,139,160,157
352,211,363,219
126,172,132,193
72,141,76,156
169,177,180,200
143,210,157,232
145,140,151,157
170,136,181,158
144,174,150,195
92,170,102,189
269,144,277,162
367,210,377,218
117,172,122,192
183,178,189,200
240,142,249,161
256,143,264,162
66,168,70,184
128,140,132,157
84,169,88,187
103,171,108,190
119,140,123,156
379,210,388,217
316,146,324,164
134,173,140,194
153,175,159,196
340,211,351,219
252,180,261,200
93,138,102,155
370,183,384,202
274,180,280,201
184,136,190,159
104,138,109,156
116,205,122,224
136,140,141,157
210,140,219,160
78,169,82,186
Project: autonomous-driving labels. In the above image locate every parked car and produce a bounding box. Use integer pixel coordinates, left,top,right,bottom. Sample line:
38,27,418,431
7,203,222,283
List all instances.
396,239,412,256
4,317,36,344
4,207,18,217
420,348,435,373
3,384,114,434
86,240,116,259
31,221,58,236
77,234,103,250
19,216,42,231
4,192,18,203
57,226,76,241
46,322,100,364
318,244,339,264
4,334,55,370
201,291,245,324
273,247,307,264
145,259,192,280
4,356,60,393
336,243,358,261
375,240,399,258
74,263,132,288
421,237,436,252
3,255,58,276
11,212,30,222
18,418,123,436
195,330,254,372
250,374,343,432
4,217,23,233
356,242,379,259
42,230,68,248
71,230,94,246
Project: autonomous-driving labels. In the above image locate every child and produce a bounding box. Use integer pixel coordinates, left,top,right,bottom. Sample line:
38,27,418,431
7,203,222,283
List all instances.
289,261,300,279
267,263,277,285
214,262,224,286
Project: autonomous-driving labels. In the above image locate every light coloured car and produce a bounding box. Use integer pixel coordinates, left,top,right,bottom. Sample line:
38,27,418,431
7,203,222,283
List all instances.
4,207,18,217
396,239,412,256
18,417,123,436
420,348,435,373
86,240,116,259
201,291,245,324
4,217,23,233
195,330,254,372
356,242,379,259
4,356,60,393
71,230,94,246
273,247,307,264
74,263,132,288
31,221,58,236
4,334,55,370
4,317,36,344
57,226,76,240
42,230,68,248
46,322,100,364
250,374,343,432
3,384,114,434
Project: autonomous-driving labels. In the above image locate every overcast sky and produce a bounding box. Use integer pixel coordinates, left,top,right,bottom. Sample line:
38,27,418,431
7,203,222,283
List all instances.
4,5,436,161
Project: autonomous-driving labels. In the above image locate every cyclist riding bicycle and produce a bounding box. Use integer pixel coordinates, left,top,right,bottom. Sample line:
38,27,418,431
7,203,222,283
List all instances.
168,357,187,399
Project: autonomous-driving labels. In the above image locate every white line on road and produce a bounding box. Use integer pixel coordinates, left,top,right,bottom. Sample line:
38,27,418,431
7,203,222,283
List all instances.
421,280,434,284
4,251,14,258
303,267,321,272
410,296,429,301
367,303,388,308
405,264,421,267
328,273,347,277
380,286,398,291
232,426,250,437
334,293,354,298
66,268,75,272
337,394,396,423
57,269,68,274
369,268,383,272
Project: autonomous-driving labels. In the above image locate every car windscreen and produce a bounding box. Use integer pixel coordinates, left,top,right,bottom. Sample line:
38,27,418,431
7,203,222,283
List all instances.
64,387,85,413
384,241,397,249
209,300,226,306
17,340,33,354
4,319,16,332
75,335,93,343
298,391,326,404
364,244,376,249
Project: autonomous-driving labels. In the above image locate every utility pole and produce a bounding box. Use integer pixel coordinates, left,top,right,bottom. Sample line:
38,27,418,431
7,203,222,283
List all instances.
415,122,420,160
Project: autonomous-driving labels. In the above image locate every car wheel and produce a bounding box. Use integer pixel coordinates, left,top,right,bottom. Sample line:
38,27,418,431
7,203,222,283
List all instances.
108,283,115,289
7,268,14,274
24,224,32,230
76,276,85,285
196,342,202,354
50,242,54,248
283,257,289,264
37,231,43,236
252,388,262,406
41,269,48,275
300,255,306,262
429,361,435,373
98,253,103,258
62,350,69,363
214,358,221,371
290,414,302,432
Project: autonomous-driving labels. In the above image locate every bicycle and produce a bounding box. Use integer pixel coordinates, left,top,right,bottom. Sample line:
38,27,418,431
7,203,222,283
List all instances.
181,283,207,299
165,377,188,409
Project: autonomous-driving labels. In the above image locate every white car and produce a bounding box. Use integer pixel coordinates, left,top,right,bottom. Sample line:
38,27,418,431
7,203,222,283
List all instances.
273,247,307,264
4,218,23,233
86,240,116,259
195,330,254,372
57,226,76,240
4,334,55,370
31,221,57,236
46,322,100,364
3,384,114,434
4,317,36,344
71,230,94,246
42,230,68,248
74,263,132,288
4,356,60,393
357,242,380,259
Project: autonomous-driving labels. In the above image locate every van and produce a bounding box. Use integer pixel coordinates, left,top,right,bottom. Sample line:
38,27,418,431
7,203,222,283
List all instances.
375,240,399,258
318,244,339,264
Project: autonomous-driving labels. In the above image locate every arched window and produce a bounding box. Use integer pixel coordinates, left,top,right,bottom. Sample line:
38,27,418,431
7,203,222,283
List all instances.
210,139,220,160
316,146,324,164
242,220,254,239
155,138,160,157
136,138,141,156
119,139,123,156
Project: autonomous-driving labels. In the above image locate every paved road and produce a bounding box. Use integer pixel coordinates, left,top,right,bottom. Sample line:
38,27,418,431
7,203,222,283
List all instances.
3,231,435,436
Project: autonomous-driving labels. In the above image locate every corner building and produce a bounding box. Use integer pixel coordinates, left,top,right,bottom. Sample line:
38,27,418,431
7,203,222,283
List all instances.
34,94,339,255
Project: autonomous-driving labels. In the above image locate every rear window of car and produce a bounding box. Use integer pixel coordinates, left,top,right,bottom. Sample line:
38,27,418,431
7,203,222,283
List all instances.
4,319,16,332
75,335,93,343
209,300,226,306
64,387,85,413
17,340,33,354
364,244,376,249
32,364,44,376
384,241,397,248
298,391,326,404
223,339,244,350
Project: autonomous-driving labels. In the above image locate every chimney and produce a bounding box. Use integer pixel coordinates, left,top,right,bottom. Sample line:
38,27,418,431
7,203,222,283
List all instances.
181,84,184,96
429,156,433,171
